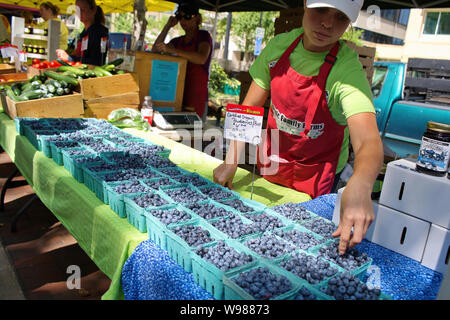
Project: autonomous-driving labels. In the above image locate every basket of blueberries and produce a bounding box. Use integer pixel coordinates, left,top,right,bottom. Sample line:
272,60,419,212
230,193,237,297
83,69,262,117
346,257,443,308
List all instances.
145,204,197,250
165,219,225,273
191,239,257,300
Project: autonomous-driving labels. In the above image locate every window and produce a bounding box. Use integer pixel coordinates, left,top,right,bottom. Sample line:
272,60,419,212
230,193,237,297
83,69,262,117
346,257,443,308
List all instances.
371,66,388,98
423,11,450,35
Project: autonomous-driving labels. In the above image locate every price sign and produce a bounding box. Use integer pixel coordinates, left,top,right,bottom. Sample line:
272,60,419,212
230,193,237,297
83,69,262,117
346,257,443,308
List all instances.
224,104,265,145
254,27,265,56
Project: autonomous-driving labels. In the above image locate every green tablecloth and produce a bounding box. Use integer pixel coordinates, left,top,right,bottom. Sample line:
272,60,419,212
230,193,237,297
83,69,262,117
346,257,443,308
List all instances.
0,110,310,300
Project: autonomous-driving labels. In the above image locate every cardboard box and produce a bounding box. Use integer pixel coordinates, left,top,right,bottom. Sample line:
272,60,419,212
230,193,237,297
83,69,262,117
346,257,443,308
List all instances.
421,224,450,274
133,51,187,112
332,187,378,241
379,158,450,229
2,93,84,119
370,204,431,262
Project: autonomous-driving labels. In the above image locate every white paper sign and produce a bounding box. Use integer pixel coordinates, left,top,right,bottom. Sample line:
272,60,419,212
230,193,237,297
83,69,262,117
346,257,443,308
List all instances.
224,104,265,145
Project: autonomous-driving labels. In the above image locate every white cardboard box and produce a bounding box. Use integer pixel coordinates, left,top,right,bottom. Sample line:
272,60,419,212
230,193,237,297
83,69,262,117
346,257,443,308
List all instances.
379,158,450,229
332,187,377,241
421,224,450,274
370,204,431,262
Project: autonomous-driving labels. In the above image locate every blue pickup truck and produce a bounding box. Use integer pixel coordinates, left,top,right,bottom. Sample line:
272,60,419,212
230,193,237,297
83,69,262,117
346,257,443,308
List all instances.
371,59,450,158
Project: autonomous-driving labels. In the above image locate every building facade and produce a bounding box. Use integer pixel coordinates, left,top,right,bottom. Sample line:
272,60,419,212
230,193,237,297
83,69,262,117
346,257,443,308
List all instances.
355,8,450,62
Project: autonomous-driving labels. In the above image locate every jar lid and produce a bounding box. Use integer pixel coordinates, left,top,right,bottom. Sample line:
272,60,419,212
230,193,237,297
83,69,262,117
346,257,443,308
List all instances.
427,121,450,133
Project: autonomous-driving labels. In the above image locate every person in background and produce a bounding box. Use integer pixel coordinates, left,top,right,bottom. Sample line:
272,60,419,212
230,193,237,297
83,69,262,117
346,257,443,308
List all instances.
152,1,212,119
56,0,108,66
20,10,35,27
213,0,383,255
38,2,69,50
0,14,11,38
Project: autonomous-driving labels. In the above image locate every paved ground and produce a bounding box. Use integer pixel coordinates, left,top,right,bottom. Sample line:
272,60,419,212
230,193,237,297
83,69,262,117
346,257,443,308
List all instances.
0,149,111,300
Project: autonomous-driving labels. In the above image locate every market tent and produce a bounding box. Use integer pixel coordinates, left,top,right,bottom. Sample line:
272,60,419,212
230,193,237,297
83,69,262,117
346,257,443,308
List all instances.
0,0,175,14
168,0,450,12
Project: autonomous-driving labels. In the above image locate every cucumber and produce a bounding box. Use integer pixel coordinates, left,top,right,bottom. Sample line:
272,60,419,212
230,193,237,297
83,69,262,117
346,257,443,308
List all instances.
57,66,87,76
56,59,71,66
107,58,124,67
103,64,116,72
94,66,113,77
86,70,96,77
56,87,64,96
44,71,79,86
5,86,22,102
59,80,68,88
46,84,56,94
11,83,21,96
18,90,43,100
64,88,71,94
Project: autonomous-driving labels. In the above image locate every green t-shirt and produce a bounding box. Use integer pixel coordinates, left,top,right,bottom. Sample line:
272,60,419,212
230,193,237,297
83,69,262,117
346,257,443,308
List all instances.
249,27,375,174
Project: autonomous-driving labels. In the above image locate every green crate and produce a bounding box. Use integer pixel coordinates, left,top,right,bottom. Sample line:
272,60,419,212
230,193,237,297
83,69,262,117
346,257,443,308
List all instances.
271,224,326,253
183,198,238,222
156,167,192,178
219,197,267,214
62,148,97,182
222,261,300,300
310,238,373,281
140,176,179,191
124,190,174,233
240,231,297,263
145,204,197,251
266,204,319,225
317,273,393,300
106,180,153,218
191,239,258,300
210,214,263,242
275,249,343,289
160,183,208,204
197,184,239,201
242,210,293,232
24,127,57,151
15,117,40,135
50,140,81,166
171,172,213,188
82,165,120,202
65,155,103,183
281,283,334,300
165,219,225,273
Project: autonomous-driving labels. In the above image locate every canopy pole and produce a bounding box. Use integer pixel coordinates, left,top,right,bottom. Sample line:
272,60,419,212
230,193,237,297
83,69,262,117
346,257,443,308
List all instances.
131,0,147,51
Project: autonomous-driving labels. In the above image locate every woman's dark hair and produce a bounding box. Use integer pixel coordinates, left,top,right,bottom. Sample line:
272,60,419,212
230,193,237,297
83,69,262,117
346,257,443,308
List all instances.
77,0,105,25
40,2,60,16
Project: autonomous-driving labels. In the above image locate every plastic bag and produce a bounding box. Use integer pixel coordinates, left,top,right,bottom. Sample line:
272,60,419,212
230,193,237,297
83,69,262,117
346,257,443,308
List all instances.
107,108,150,131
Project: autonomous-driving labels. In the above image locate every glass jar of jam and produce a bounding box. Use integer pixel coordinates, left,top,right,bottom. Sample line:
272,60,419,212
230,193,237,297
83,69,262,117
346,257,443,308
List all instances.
416,121,450,177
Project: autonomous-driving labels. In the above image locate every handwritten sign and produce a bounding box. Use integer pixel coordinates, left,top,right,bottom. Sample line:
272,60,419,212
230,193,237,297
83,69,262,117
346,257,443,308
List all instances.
224,104,264,145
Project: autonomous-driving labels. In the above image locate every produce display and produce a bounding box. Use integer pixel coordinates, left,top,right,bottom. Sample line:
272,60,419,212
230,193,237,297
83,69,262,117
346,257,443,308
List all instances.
1,58,126,102
14,117,389,301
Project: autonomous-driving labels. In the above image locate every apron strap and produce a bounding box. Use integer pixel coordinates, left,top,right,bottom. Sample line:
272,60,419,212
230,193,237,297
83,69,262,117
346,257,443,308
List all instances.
274,34,304,71
301,41,340,139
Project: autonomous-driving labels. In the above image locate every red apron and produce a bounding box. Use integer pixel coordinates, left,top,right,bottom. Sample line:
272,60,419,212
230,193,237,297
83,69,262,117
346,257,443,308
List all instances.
174,30,209,118
258,34,346,198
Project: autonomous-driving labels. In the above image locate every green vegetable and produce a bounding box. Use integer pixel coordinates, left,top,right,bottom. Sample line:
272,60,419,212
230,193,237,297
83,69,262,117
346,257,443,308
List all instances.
57,66,87,76
56,59,71,66
18,90,43,100
11,83,21,96
44,71,79,86
94,66,113,77
105,58,124,67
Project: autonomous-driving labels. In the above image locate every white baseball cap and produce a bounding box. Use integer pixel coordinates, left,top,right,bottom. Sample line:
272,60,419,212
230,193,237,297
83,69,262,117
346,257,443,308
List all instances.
306,0,364,23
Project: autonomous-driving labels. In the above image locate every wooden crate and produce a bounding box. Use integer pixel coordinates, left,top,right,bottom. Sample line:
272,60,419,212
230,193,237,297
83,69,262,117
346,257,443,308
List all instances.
275,7,304,35
78,72,139,100
0,64,16,75
345,41,376,85
84,102,139,119
133,51,187,112
0,72,28,85
2,93,84,119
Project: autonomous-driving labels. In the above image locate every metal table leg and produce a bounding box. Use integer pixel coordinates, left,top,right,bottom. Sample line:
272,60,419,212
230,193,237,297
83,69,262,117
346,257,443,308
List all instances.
11,194,38,233
1,168,19,212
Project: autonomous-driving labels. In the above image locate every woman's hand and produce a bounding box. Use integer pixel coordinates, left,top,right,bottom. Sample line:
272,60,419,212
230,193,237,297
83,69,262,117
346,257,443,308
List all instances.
213,163,238,190
166,16,178,29
56,49,69,60
153,42,173,54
